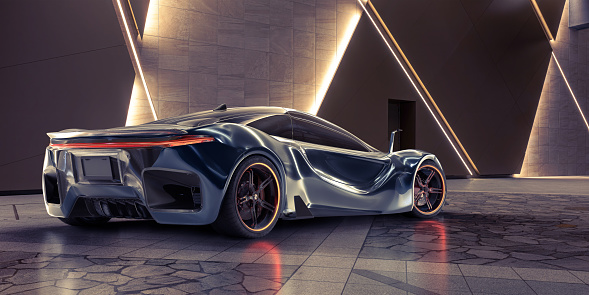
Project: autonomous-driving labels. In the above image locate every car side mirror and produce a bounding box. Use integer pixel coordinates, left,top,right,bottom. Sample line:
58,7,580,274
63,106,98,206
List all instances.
389,129,402,155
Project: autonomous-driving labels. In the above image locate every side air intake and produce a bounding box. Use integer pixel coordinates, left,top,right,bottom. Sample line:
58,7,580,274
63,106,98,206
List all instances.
142,168,202,211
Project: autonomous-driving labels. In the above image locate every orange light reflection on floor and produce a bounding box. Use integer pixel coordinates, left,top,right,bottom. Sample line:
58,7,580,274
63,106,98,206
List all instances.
414,219,448,288
247,241,282,280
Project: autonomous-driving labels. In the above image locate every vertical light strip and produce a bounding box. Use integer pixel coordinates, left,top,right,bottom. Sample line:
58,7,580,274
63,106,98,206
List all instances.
359,0,474,175
310,12,362,115
530,0,555,41
551,51,589,132
116,0,158,121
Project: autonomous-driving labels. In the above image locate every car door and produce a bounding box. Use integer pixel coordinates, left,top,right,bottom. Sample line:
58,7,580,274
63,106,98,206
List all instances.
288,111,390,192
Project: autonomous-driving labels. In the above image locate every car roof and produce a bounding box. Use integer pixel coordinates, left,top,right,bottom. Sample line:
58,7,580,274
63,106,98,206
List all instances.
145,106,288,126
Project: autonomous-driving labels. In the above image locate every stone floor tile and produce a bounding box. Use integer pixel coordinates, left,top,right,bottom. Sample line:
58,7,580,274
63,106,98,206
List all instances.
303,255,356,268
406,273,470,292
347,270,406,285
6,268,69,284
163,249,219,260
354,258,406,272
55,278,101,290
24,285,78,295
458,264,520,279
142,286,189,295
80,246,137,258
9,262,49,269
464,277,536,294
1,281,54,294
199,261,240,274
169,262,201,272
312,246,361,257
342,283,408,295
236,263,298,280
107,239,159,248
242,275,283,292
148,240,196,250
570,270,589,284
0,268,16,279
277,279,345,295
513,267,584,283
254,253,309,265
0,251,37,263
42,244,101,255
272,244,318,255
122,248,178,259
172,270,208,280
207,251,265,263
290,265,352,282
526,280,589,295
407,261,462,275
84,272,133,285
359,247,423,261
45,257,94,269
120,264,175,278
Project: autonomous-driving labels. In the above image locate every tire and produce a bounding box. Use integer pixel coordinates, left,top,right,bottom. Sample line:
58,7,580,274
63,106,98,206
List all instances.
212,155,282,238
58,217,111,226
411,160,446,218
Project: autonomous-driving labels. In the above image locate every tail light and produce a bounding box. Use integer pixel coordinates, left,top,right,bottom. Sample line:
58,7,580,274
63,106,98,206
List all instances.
50,135,214,148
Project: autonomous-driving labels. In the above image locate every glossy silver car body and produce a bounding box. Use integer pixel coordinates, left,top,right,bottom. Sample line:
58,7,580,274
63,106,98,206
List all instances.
42,106,446,236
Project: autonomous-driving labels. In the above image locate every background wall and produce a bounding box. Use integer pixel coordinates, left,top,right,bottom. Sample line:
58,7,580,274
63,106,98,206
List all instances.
1,0,587,192
126,0,364,124
520,0,589,176
0,0,134,191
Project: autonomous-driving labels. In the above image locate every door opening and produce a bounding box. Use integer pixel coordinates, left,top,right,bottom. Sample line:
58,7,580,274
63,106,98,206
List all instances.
388,99,415,151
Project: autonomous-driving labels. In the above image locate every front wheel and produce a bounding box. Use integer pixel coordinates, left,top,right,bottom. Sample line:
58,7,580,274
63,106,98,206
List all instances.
212,156,282,238
411,160,446,218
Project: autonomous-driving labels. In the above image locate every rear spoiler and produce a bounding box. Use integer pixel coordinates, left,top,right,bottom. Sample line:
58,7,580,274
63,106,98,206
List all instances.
47,126,189,139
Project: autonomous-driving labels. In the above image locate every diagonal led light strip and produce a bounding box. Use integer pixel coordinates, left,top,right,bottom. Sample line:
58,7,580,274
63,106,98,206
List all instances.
116,0,158,121
530,0,555,41
359,0,476,175
551,51,589,132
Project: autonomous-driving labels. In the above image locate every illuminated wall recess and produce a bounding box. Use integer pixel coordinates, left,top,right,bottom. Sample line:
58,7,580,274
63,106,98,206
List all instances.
530,0,589,133
355,0,477,175
115,0,158,124
310,13,362,115
520,0,589,176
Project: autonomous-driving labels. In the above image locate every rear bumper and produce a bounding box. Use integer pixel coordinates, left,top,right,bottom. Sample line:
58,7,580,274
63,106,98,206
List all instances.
42,144,227,225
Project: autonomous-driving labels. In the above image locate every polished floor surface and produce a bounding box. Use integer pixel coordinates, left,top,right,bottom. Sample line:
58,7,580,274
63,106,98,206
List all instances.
1,178,588,294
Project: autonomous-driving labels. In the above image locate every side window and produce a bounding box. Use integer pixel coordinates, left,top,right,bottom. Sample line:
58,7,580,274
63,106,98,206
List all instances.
247,115,293,138
291,118,369,151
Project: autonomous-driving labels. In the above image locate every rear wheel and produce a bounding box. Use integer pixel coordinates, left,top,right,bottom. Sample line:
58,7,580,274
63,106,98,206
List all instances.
212,156,282,238
58,217,111,226
411,161,446,218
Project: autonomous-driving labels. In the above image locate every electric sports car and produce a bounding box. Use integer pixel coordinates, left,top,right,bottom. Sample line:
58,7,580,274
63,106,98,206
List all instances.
42,105,446,238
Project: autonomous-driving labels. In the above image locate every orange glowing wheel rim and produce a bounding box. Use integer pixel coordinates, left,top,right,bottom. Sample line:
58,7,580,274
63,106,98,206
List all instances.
235,163,280,232
413,164,445,215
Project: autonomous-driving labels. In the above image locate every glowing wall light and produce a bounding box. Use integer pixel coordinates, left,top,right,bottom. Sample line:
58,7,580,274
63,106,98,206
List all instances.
116,0,158,123
359,0,476,175
310,11,362,115
530,0,555,41
551,51,589,132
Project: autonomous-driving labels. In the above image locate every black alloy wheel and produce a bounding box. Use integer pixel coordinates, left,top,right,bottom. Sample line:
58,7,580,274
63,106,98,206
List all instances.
411,161,446,218
212,155,281,238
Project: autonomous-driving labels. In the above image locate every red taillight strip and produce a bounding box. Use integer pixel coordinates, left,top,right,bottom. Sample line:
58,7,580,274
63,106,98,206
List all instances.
50,135,214,148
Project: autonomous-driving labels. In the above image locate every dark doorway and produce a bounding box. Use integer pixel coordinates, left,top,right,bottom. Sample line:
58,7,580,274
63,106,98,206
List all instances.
388,100,416,151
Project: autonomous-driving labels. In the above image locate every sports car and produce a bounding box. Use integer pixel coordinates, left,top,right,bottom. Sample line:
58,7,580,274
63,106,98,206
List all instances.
42,105,446,238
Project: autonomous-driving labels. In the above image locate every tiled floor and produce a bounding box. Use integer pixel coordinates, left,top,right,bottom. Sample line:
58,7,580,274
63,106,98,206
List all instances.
1,178,588,294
